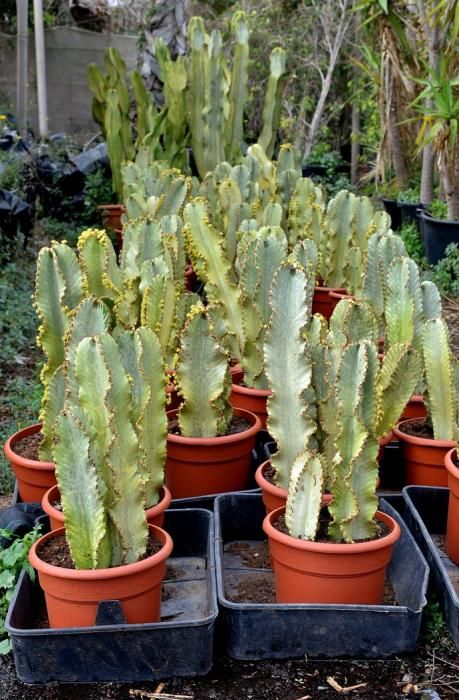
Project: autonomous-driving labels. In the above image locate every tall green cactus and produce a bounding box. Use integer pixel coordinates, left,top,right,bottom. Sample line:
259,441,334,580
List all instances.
257,48,287,159
226,12,250,162
54,326,166,569
422,318,459,441
285,339,421,543
264,262,317,489
175,303,232,438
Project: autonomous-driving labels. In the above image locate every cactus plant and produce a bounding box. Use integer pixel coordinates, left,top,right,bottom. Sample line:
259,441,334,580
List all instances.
285,338,421,543
53,326,167,570
174,303,232,438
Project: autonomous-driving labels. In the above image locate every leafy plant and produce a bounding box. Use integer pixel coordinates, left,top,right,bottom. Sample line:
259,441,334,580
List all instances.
431,243,459,297
397,222,426,268
398,186,421,204
0,525,42,654
428,199,449,220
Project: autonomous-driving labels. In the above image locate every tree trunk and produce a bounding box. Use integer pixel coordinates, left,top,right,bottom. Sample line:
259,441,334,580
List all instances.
444,150,459,220
420,143,434,204
387,90,408,188
350,5,360,185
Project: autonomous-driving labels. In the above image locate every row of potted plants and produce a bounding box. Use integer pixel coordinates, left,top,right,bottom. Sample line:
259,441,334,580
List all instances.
2,139,457,638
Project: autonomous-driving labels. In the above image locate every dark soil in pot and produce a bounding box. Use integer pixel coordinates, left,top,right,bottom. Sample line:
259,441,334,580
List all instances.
9,432,41,460
168,415,250,436
398,420,434,440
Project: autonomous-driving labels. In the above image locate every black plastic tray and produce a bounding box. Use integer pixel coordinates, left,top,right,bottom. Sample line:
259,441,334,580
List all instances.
5,508,217,683
402,486,459,649
214,493,428,659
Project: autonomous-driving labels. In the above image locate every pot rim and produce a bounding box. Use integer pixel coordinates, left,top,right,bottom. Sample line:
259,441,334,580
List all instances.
255,460,287,497
230,383,272,398
42,484,172,522
394,418,456,448
445,447,459,477
263,507,400,554
314,285,347,294
4,423,54,470
29,524,173,581
97,203,126,212
167,407,261,445
328,290,353,300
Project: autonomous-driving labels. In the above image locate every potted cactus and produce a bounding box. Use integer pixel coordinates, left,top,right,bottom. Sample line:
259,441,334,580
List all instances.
165,303,261,498
394,317,458,486
262,333,421,605
28,326,173,629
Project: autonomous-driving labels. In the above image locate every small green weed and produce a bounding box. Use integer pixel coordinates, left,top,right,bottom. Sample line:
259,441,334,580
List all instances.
0,525,41,654
428,199,448,220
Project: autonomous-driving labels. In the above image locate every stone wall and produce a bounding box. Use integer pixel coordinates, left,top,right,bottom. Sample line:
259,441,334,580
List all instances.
0,27,138,141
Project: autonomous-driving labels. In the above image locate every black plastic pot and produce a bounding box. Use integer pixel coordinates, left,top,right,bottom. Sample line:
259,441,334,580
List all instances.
397,201,424,229
214,492,428,659
402,486,459,649
301,164,326,178
418,210,459,264
5,508,217,683
379,197,402,231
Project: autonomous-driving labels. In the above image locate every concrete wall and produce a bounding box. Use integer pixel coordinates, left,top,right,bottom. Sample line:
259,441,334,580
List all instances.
0,27,138,141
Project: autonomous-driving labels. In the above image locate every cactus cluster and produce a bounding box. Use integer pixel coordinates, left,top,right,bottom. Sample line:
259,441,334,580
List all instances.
54,326,167,570
88,48,188,198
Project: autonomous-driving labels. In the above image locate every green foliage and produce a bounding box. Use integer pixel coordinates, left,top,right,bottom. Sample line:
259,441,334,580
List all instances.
428,199,449,220
0,258,42,494
83,167,116,221
397,186,421,204
0,525,42,654
397,222,426,269
430,243,459,297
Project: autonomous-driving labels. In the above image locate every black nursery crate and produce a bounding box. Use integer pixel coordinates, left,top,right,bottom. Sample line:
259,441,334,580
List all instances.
214,493,428,660
402,486,459,649
5,508,217,684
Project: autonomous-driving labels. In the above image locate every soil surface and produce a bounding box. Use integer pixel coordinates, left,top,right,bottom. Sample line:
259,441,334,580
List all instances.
10,432,42,461
1,640,459,698
398,419,434,440
168,415,250,437
38,531,163,569
273,512,390,544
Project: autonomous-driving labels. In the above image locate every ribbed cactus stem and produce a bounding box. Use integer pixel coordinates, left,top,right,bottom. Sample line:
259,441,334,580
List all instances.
226,11,249,161
423,318,458,441
257,47,287,159
176,303,232,438
264,263,317,488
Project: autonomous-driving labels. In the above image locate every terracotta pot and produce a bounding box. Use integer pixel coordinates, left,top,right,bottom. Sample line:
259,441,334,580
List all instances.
328,290,354,303
444,448,459,565
377,430,393,466
393,419,454,487
114,227,123,253
256,460,333,515
400,395,426,422
165,407,261,498
263,506,400,605
230,363,244,386
312,286,348,321
42,485,172,531
29,524,173,628
3,424,56,503
229,384,271,429
98,204,125,232
185,263,198,291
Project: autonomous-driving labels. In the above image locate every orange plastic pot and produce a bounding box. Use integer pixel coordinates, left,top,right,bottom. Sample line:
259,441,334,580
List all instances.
165,407,261,498
256,460,334,516
400,395,426,422
42,485,172,531
3,424,56,502
255,461,288,514
29,524,173,628
445,448,459,565
98,204,125,231
230,384,271,429
230,363,244,386
263,506,400,604
185,263,197,291
393,419,454,487
312,286,348,321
